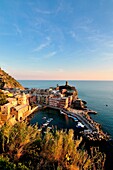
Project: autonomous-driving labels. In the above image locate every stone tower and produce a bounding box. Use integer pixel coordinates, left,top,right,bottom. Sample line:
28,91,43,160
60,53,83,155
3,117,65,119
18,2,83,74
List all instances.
66,81,68,86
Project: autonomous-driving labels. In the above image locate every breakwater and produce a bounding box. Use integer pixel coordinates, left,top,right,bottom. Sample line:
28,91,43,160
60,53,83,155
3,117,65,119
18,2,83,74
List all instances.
44,105,110,141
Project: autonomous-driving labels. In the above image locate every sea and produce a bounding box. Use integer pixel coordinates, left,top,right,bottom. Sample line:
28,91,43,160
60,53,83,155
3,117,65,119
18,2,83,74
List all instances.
19,80,113,169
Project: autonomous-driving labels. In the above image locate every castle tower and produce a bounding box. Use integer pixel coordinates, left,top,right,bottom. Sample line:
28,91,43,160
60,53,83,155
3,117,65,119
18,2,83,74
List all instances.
66,81,68,86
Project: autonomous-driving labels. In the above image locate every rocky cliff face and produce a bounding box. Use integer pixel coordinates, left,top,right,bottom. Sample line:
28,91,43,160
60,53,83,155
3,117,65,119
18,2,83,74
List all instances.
0,68,24,90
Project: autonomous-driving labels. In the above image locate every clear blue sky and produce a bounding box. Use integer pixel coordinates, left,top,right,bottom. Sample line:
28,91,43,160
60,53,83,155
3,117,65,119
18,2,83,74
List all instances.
0,0,113,80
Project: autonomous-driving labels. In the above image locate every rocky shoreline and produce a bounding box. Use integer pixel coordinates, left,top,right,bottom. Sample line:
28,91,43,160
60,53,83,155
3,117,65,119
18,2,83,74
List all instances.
43,105,110,142
68,108,110,141
85,112,110,141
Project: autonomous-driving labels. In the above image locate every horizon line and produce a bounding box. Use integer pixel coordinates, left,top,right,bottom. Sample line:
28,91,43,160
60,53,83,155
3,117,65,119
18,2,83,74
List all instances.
18,79,113,81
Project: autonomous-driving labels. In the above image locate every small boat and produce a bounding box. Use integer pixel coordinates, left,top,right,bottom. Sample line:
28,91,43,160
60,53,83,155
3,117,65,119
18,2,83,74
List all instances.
68,115,74,119
67,114,71,118
60,110,66,115
47,118,53,123
73,117,78,122
42,117,46,119
43,122,49,126
67,115,78,122
76,122,84,128
60,110,64,114
49,118,53,121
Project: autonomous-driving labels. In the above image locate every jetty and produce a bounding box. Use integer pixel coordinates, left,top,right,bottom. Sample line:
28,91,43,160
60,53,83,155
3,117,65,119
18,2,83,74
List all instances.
64,108,110,141
44,105,110,141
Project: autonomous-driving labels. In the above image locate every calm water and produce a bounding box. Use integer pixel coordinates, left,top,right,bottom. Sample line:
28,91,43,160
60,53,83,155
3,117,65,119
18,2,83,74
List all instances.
19,80,113,138
30,108,80,133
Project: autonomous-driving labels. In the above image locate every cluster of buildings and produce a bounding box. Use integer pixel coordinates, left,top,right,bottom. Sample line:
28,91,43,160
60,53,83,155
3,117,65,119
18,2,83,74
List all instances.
30,81,85,109
0,81,86,127
28,81,78,109
0,91,32,126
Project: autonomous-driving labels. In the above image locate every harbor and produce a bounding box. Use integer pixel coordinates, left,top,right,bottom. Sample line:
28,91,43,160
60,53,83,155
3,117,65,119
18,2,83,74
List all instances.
18,80,113,170
30,104,110,142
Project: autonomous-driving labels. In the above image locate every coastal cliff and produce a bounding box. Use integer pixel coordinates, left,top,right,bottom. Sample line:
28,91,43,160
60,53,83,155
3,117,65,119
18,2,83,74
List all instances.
0,68,24,90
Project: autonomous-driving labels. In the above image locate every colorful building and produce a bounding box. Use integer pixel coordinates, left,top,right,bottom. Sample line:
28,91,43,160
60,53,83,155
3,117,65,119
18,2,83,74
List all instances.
10,104,31,121
16,93,28,105
49,96,69,109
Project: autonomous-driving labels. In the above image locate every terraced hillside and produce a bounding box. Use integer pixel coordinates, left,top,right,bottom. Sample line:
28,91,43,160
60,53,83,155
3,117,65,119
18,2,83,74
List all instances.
0,68,24,90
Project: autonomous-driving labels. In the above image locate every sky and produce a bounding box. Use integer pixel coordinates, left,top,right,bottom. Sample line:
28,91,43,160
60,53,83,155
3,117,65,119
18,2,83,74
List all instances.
0,0,113,80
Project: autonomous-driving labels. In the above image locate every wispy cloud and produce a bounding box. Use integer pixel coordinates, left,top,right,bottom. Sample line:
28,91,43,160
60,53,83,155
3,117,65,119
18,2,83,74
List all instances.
69,31,79,41
69,17,97,42
56,0,73,14
14,24,22,36
35,8,53,15
44,51,57,59
33,37,51,52
87,33,113,50
33,42,49,52
56,0,63,13
30,51,57,61
76,17,94,32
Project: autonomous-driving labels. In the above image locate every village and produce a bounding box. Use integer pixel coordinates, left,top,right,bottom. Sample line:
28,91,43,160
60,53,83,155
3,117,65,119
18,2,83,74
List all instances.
0,81,81,126
0,81,110,141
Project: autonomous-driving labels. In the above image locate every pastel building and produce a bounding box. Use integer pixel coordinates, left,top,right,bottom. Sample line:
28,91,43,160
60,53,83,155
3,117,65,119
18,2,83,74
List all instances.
7,98,18,106
59,97,69,109
16,93,28,105
49,97,61,107
37,94,49,104
49,96,69,109
29,95,37,104
0,98,18,121
10,104,31,121
1,103,13,115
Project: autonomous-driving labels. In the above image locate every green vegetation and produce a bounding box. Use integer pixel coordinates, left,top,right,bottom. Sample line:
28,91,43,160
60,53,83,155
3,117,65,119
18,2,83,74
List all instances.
0,122,105,170
0,78,5,89
0,68,24,90
0,90,8,106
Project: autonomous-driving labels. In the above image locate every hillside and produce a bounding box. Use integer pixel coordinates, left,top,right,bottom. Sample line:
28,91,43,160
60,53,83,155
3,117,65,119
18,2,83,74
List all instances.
0,68,24,90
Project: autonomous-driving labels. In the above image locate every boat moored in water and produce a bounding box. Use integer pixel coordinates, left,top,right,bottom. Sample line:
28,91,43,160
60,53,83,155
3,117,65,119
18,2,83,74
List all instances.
73,117,78,122
42,122,49,127
67,114,78,122
47,118,53,123
76,122,85,128
42,116,46,119
60,110,66,115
